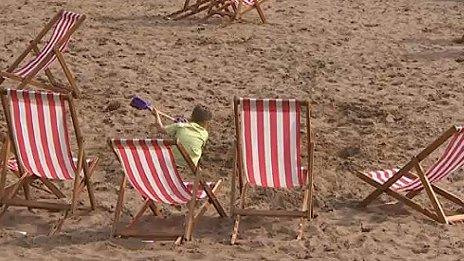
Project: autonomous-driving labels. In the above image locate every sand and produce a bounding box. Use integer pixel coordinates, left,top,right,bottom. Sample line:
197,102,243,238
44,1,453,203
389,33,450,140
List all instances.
0,0,464,260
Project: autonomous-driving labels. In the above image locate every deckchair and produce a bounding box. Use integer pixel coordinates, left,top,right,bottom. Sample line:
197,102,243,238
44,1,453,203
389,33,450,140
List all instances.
232,0,268,23
230,97,315,244
353,125,464,224
168,0,230,20
109,138,226,243
0,89,98,235
0,10,85,97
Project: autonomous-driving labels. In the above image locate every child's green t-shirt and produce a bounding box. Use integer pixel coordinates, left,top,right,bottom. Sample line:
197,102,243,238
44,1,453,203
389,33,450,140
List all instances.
165,122,208,166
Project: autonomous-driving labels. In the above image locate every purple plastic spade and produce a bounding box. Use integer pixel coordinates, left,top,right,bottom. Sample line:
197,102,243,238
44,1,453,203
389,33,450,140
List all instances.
130,96,152,110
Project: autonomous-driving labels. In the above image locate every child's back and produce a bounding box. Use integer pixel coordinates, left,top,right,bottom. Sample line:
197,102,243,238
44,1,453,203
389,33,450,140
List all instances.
165,121,208,166
154,104,212,167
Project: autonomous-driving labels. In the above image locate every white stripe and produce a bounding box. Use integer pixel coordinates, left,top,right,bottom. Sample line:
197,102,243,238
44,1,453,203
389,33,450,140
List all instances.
289,100,299,187
120,140,159,201
158,141,191,202
249,100,261,186
263,100,273,187
276,100,286,187
29,92,53,179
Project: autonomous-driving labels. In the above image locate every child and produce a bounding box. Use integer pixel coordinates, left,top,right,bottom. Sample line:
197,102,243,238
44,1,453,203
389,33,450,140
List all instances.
153,104,212,167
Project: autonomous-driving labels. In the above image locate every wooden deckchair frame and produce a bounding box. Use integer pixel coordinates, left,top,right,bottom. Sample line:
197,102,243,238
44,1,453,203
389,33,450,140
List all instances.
0,89,98,235
168,0,236,21
109,139,227,244
230,97,315,244
233,0,268,23
0,10,85,97
354,125,464,224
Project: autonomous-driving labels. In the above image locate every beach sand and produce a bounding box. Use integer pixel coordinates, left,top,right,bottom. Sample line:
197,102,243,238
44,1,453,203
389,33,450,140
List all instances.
0,0,464,259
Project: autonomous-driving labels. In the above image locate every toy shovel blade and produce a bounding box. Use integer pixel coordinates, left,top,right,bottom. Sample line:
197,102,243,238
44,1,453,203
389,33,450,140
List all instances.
130,96,152,110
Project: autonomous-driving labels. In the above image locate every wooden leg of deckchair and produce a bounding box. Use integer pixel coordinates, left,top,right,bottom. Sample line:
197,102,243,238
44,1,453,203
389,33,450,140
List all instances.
193,180,222,225
185,176,200,241
297,187,310,240
230,156,238,216
359,162,415,207
200,179,226,217
231,184,247,245
41,178,66,199
112,175,127,237
234,0,243,20
0,140,10,200
414,162,447,223
82,157,98,210
55,49,80,97
0,174,29,218
253,0,266,23
127,200,150,229
353,170,440,221
49,210,69,236
147,200,162,216
431,185,464,208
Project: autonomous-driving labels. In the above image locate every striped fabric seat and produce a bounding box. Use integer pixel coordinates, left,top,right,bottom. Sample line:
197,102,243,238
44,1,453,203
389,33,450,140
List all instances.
364,127,464,192
6,89,81,180
239,98,304,188
111,139,209,205
13,11,82,78
6,157,97,174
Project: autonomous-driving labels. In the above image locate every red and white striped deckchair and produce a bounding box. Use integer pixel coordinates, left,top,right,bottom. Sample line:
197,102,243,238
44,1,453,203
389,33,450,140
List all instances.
199,0,268,23
109,138,226,243
232,0,268,23
168,0,230,20
354,125,464,224
230,97,315,244
0,10,85,97
0,89,98,235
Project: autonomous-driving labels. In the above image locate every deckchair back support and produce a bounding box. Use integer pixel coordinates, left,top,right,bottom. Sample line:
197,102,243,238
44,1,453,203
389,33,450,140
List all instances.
365,127,464,192
356,126,464,224
238,98,303,188
111,139,199,205
2,89,77,180
231,97,314,243
14,11,82,78
406,128,464,190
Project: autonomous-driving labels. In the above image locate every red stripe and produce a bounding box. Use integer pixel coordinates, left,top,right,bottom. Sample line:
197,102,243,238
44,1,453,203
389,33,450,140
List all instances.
242,99,256,185
151,140,188,203
47,93,70,179
10,91,31,172
35,93,58,179
295,101,302,185
269,100,280,188
23,91,46,178
255,100,267,187
281,100,293,187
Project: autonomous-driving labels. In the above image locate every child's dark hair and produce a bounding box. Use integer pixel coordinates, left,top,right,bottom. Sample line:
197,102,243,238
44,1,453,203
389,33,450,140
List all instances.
191,104,212,124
